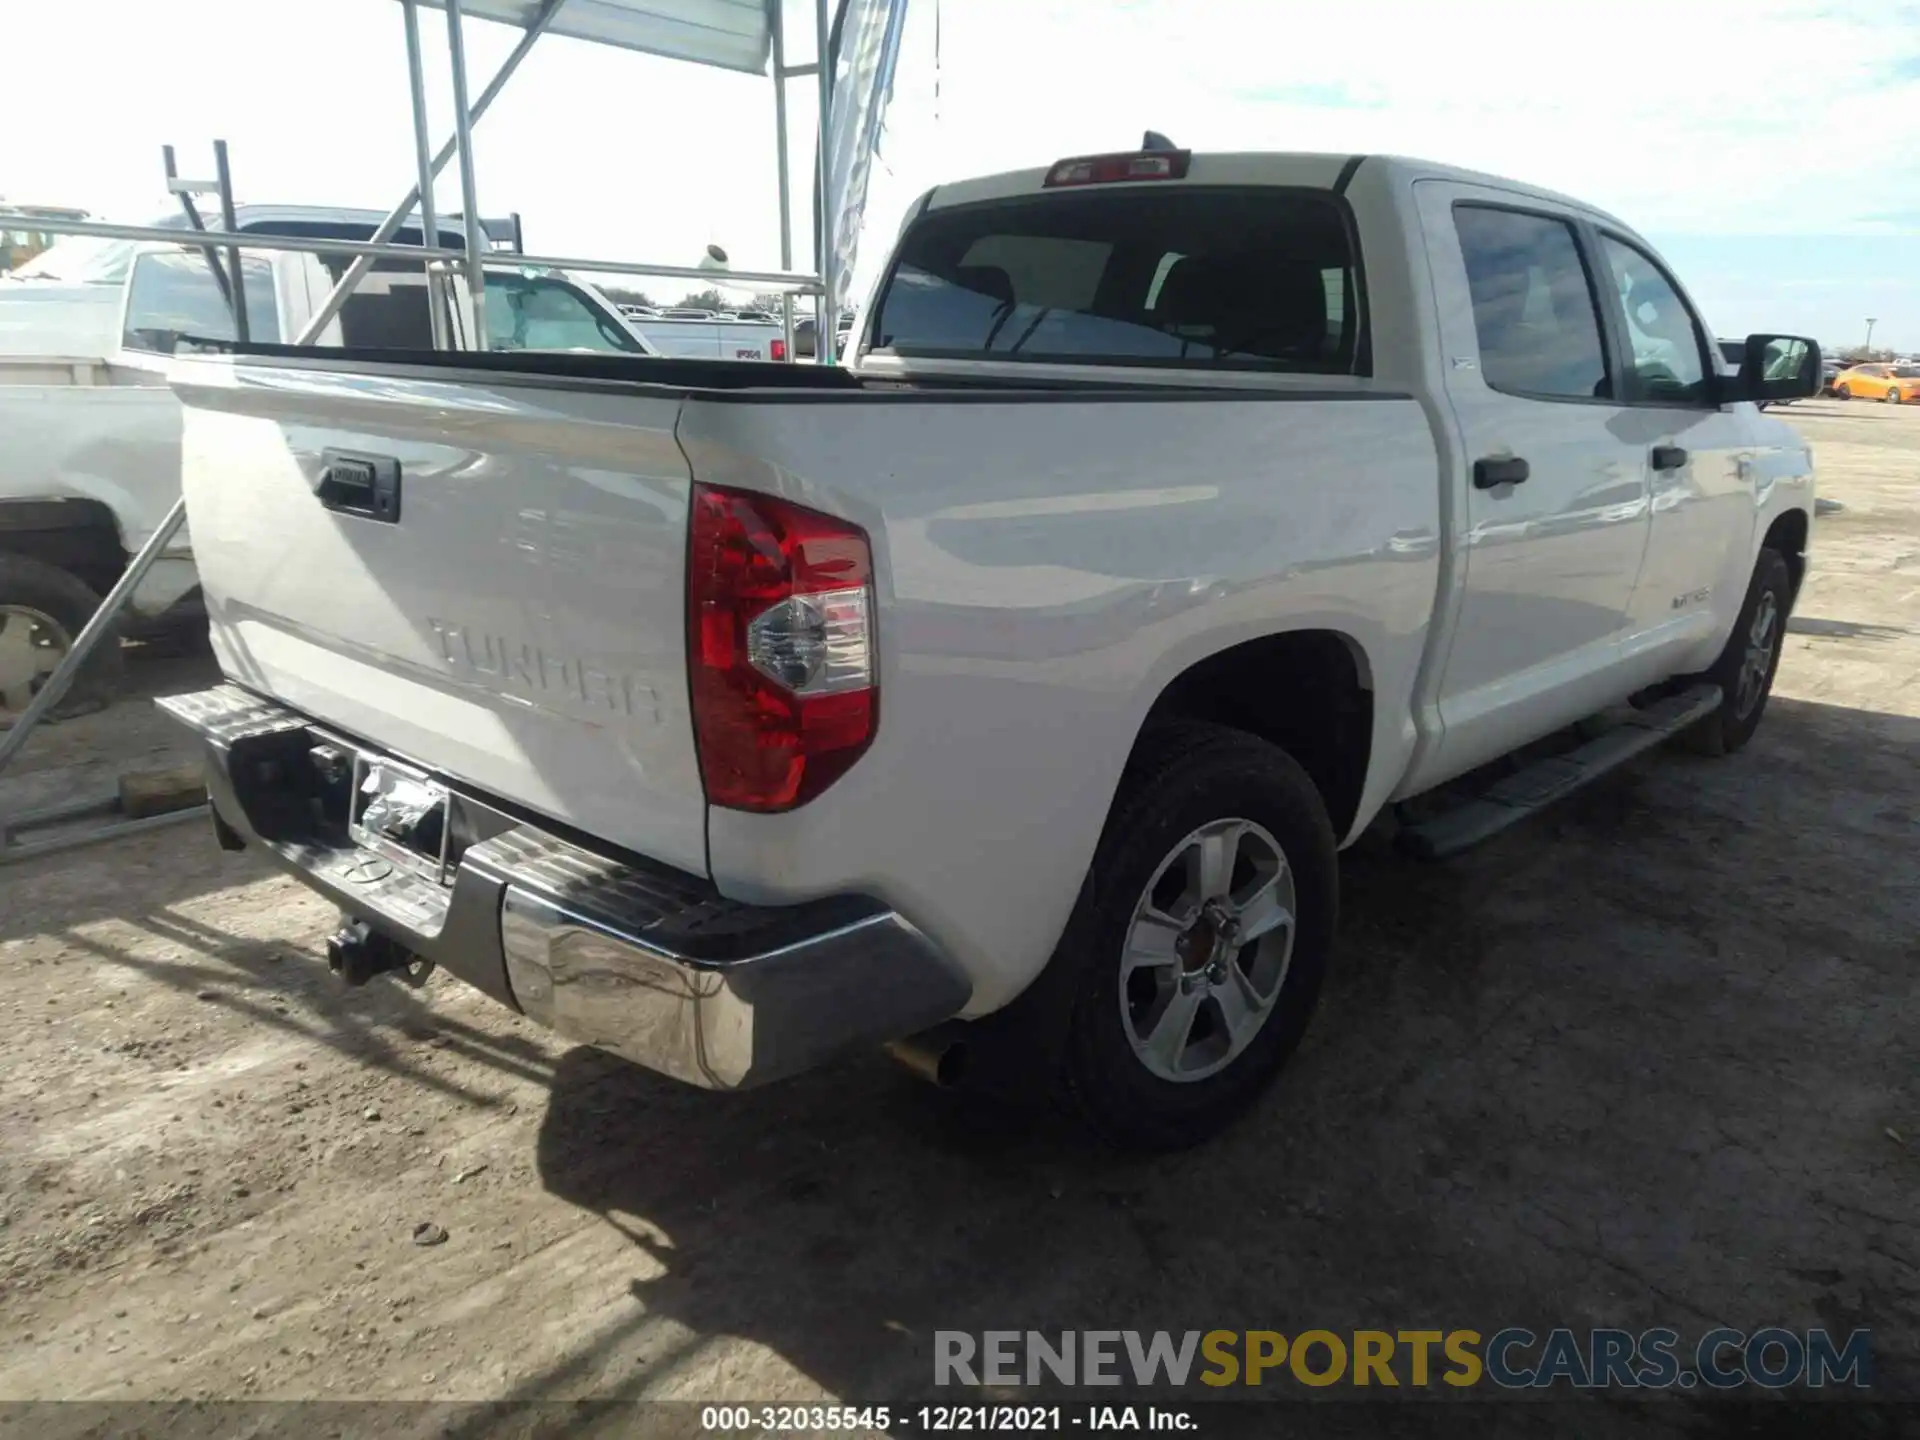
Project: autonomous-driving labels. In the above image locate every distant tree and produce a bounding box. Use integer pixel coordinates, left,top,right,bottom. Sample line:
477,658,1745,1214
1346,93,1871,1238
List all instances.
674,288,728,312
600,287,655,308
1835,346,1896,363
750,291,788,315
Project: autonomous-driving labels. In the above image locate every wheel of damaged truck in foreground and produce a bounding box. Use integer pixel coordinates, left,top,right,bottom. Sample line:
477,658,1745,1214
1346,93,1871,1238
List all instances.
1678,548,1793,757
0,555,122,726
1040,721,1339,1150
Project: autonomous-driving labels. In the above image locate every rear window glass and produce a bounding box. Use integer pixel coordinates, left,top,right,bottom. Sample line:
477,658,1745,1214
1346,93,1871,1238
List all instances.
314,256,439,350
868,187,1362,373
122,249,281,354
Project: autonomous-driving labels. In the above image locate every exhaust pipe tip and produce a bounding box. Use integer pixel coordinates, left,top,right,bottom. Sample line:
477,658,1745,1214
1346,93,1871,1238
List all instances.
886,1033,969,1088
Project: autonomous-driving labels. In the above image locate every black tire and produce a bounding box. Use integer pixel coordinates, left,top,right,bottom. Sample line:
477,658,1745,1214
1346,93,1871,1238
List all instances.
1023,722,1340,1150
0,554,123,726
1678,549,1792,757
1834,383,1851,400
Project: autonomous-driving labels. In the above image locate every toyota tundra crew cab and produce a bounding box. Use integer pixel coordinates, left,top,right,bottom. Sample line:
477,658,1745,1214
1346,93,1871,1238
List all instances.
157,149,1820,1148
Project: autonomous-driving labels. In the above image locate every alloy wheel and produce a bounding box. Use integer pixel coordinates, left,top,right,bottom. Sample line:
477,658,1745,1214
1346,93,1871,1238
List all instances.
1119,818,1297,1083
1734,589,1780,720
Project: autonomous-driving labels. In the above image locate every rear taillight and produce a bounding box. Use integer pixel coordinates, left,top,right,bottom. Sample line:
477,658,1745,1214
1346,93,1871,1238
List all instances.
1043,149,1191,187
687,484,876,812
771,337,788,363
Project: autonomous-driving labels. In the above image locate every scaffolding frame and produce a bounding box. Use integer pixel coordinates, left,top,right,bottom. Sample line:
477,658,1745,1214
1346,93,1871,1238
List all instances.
0,0,846,858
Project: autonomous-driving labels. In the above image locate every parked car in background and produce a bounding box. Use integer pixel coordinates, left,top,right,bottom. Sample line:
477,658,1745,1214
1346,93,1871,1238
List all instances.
626,310,785,361
159,147,1818,1148
792,311,857,362
1831,362,1919,402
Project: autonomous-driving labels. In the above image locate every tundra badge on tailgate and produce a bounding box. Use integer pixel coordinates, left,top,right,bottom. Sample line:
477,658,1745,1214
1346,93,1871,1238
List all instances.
425,618,661,724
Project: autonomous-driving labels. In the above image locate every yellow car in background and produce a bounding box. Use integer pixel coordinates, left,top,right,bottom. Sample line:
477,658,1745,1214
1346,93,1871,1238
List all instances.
1831,362,1920,402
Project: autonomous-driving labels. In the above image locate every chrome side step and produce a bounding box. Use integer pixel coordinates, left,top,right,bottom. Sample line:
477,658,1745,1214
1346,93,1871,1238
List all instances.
1396,683,1723,861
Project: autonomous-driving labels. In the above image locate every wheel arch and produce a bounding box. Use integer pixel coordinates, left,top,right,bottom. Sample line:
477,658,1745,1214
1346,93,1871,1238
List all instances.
0,497,127,597
1133,627,1376,844
1761,505,1810,605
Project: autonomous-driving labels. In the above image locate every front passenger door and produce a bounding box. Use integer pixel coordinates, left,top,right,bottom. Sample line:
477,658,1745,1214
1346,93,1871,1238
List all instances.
1595,232,1759,668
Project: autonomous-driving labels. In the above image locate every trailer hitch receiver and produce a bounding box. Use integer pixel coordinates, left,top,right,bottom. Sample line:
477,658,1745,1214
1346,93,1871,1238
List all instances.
326,915,434,988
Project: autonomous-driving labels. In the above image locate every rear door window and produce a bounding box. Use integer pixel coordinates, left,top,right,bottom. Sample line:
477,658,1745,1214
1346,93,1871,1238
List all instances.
1451,205,1611,402
869,187,1363,373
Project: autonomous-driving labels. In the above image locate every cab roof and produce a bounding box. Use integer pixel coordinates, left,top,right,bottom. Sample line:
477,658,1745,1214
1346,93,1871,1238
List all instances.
924,150,1635,233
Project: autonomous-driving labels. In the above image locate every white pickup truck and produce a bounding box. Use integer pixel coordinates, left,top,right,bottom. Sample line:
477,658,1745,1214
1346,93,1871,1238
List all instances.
0,210,654,719
157,149,1820,1148
623,309,788,363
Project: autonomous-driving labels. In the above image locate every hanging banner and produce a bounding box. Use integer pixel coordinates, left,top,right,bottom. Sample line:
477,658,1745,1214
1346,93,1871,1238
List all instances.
820,0,913,316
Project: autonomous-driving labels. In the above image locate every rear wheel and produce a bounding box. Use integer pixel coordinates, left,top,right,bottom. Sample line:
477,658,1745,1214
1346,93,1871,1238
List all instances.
1885,385,1904,404
0,555,122,726
1834,382,1852,400
1025,722,1339,1150
1679,549,1792,757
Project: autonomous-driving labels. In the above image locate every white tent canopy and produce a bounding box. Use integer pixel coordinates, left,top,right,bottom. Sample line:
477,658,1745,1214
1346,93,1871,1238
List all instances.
389,0,773,75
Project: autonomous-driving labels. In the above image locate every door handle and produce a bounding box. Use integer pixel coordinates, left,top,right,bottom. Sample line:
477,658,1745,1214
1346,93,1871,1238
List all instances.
1650,444,1689,472
315,449,402,523
1472,456,1530,489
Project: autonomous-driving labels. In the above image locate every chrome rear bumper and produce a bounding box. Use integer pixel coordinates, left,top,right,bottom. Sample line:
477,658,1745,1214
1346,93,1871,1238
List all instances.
157,684,970,1089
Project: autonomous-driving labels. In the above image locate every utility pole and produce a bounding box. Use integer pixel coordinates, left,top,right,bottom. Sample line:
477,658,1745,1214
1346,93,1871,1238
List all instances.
1864,317,1878,354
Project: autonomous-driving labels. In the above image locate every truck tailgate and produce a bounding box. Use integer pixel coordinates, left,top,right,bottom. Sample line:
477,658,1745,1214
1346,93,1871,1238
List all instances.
170,359,709,876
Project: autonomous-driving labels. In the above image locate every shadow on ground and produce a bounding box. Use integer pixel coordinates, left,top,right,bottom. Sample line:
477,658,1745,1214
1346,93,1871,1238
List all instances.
486,694,1920,1431
1788,617,1909,643
51,895,554,1104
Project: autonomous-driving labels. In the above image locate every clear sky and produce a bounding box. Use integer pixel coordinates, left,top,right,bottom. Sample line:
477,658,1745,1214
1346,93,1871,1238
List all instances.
5,0,1918,351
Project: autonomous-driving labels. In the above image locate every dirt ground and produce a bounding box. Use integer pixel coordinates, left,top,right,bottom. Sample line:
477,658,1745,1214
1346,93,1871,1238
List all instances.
0,402,1914,1433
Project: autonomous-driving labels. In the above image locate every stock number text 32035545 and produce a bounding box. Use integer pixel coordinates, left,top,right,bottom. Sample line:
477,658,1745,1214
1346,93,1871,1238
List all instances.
701,1405,1075,1432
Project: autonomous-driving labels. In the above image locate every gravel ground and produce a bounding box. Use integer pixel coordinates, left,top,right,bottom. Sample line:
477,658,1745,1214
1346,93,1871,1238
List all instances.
0,403,1914,1434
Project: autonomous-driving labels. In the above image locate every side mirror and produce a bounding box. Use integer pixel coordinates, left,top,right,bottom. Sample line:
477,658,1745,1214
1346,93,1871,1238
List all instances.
1738,333,1821,403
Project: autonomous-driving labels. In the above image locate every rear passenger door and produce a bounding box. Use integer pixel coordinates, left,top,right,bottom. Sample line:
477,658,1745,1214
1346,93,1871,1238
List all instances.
1414,183,1653,781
